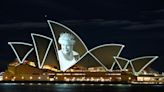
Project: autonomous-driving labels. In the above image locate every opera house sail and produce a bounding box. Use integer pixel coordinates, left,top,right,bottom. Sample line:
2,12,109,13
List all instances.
3,20,164,84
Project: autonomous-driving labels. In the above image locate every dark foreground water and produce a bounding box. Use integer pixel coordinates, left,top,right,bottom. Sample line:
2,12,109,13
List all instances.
0,83,164,92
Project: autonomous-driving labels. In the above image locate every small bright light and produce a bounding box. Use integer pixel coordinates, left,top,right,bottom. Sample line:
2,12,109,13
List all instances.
49,78,54,81
5,76,8,79
11,76,16,81
13,76,16,79
38,76,41,80
21,76,24,79
101,79,104,82
64,77,67,79
55,77,58,79
30,76,33,80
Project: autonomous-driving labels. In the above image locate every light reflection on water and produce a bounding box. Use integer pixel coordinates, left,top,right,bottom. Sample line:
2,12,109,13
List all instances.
0,83,163,92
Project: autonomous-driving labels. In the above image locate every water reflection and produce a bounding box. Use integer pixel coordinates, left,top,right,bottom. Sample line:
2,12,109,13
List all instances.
0,83,163,92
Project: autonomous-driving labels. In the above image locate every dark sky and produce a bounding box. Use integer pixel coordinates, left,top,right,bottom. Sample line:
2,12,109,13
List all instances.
0,0,164,72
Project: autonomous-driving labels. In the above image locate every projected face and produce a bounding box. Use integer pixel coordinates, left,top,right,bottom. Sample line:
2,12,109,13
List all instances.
58,32,76,60
61,43,73,55
58,32,79,71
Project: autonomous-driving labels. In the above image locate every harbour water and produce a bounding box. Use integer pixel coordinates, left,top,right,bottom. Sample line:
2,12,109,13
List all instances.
0,83,164,92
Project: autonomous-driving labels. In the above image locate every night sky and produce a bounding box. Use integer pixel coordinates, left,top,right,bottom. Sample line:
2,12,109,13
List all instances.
0,0,164,72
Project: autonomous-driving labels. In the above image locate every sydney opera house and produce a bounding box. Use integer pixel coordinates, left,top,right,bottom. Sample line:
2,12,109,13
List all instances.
2,20,164,84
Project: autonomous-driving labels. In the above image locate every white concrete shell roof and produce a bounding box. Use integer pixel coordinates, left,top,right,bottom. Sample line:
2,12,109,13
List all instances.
130,56,158,76
47,20,126,71
113,57,130,71
47,20,88,60
47,20,89,71
73,44,124,70
31,33,53,69
72,53,105,69
8,42,34,64
88,44,125,71
8,20,159,75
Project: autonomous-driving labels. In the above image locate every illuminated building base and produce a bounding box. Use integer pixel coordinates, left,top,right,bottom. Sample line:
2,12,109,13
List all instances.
1,61,164,84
